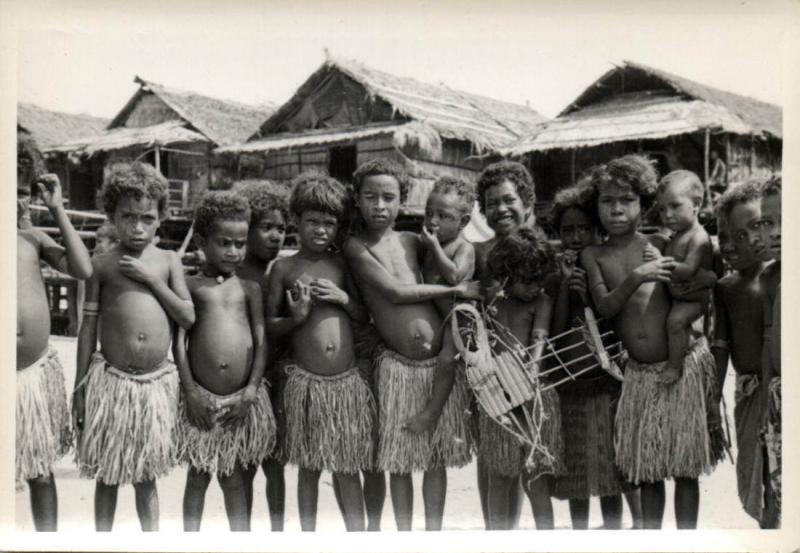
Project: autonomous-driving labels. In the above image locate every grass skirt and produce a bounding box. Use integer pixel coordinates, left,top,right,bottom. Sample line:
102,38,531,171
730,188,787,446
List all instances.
733,373,766,521
376,348,472,473
553,376,630,499
16,349,72,484
615,338,720,484
75,352,179,485
283,364,376,474
177,381,276,476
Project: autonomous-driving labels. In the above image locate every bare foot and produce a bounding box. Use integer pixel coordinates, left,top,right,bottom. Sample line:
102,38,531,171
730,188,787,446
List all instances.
401,411,436,434
658,365,681,385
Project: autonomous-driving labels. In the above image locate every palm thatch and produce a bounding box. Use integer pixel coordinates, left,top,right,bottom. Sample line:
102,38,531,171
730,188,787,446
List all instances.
47,121,208,157
505,61,781,154
244,56,546,156
18,103,108,149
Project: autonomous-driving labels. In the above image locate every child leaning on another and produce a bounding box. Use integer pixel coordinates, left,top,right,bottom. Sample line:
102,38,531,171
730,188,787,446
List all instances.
73,162,195,531
177,191,276,532
267,173,376,532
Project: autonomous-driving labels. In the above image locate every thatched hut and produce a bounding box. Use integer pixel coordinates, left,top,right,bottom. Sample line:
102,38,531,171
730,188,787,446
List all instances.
215,56,546,238
503,61,782,211
46,76,274,212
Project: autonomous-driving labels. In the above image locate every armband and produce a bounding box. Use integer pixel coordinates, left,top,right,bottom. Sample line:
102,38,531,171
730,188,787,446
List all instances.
711,339,729,351
82,301,99,316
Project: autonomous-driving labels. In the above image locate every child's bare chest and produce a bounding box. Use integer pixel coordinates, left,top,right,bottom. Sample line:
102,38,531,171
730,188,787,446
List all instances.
286,258,343,287
371,238,421,282
597,247,644,288
193,280,248,311
495,301,534,347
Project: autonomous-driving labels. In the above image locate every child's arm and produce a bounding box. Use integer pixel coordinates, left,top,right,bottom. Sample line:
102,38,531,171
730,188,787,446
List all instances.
581,246,675,319
711,285,730,402
421,229,476,285
35,175,93,280
343,238,479,303
72,261,101,433
118,250,195,329
670,232,713,282
265,261,312,336
530,292,553,367
173,324,214,430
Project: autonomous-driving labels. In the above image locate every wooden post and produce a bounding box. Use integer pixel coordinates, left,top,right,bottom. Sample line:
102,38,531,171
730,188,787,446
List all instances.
703,129,711,205
724,135,731,187
750,134,756,175
154,145,161,174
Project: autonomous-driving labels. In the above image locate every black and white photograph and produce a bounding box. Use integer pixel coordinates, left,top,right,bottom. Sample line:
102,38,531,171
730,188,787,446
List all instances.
3,0,797,548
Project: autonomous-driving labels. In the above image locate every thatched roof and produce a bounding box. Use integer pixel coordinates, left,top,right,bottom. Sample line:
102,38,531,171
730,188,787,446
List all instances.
246,56,546,155
505,61,782,154
109,76,276,147
18,103,108,148
47,121,208,157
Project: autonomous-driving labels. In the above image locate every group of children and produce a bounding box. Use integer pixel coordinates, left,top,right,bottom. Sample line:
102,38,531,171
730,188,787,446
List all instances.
16,134,781,532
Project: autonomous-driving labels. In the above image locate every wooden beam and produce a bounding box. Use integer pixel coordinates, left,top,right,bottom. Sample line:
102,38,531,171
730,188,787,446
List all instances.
154,145,161,173
703,129,711,205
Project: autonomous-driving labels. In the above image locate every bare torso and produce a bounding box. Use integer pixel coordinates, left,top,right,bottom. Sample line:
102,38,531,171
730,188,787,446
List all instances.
493,297,535,350
422,235,472,317
665,225,712,276
187,275,254,394
718,270,765,374
17,231,52,368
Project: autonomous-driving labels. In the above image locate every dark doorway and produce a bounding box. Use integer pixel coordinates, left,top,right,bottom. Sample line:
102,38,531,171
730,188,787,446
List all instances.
328,145,357,183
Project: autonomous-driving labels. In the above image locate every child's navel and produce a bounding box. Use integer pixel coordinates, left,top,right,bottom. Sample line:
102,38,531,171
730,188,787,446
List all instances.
137,332,146,342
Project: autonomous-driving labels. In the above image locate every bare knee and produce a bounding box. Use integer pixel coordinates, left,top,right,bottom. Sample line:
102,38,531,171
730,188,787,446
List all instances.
217,470,245,491
187,468,212,490
667,311,690,334
28,472,55,487
133,478,157,494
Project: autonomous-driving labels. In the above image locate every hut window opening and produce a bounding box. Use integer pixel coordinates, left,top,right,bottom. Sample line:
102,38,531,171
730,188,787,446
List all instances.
328,145,357,183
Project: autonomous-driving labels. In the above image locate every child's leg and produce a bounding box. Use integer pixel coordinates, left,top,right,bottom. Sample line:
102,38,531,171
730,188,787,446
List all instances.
639,481,665,529
362,470,386,531
624,489,643,529
599,494,623,529
242,463,257,520
507,478,523,529
132,478,159,531
422,466,447,531
523,474,554,530
332,472,366,531
218,464,250,531
477,457,490,528
568,498,590,529
403,335,456,434
673,477,699,529
297,467,321,531
662,301,704,383
389,472,414,531
183,467,212,531
94,481,118,531
263,457,286,531
28,473,57,531
487,473,514,530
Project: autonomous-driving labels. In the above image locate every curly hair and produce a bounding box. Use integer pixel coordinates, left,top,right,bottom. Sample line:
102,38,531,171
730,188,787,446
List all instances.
550,183,597,233
715,179,763,220
17,130,47,187
657,170,704,206
289,172,349,223
234,179,290,225
476,160,535,215
429,175,476,217
486,227,555,291
193,190,251,238
99,162,169,217
761,175,781,199
351,158,410,204
583,154,659,216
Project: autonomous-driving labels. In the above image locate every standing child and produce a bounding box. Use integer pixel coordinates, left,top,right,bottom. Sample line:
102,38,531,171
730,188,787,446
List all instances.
713,182,770,525
73,162,195,531
548,184,641,530
267,174,376,532
17,131,93,531
483,227,564,530
177,191,276,531
580,155,720,529
234,181,291,531
654,170,715,384
343,159,476,531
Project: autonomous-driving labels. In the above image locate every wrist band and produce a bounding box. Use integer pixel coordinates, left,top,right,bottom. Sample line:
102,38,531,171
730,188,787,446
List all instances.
711,339,729,351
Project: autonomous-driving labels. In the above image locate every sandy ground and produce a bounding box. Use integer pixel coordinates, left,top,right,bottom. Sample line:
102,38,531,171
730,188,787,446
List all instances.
15,335,757,532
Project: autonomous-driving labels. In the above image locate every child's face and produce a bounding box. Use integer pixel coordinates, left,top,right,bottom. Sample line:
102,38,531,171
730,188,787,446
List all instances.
424,191,466,244
94,234,119,255
112,195,161,252
718,220,758,271
758,193,781,259
248,209,287,262
656,183,698,233
201,219,249,274
559,207,596,251
484,179,531,237
597,181,640,236
297,209,339,253
358,175,401,231
509,277,541,303
728,200,771,262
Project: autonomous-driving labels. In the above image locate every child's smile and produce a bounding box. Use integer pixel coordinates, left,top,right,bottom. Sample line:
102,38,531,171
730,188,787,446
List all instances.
484,180,530,236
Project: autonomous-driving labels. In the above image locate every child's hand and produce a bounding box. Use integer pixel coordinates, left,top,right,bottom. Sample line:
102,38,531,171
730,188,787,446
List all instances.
558,250,578,279
309,278,347,305
634,256,676,283
568,266,588,303
185,389,215,431
119,255,157,285
71,389,85,433
456,280,482,300
287,280,312,324
642,243,661,262
420,226,439,250
35,174,64,210
481,278,504,304
219,387,256,428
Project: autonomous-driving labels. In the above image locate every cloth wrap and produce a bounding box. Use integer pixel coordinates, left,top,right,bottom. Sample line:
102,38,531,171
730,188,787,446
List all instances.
75,352,179,485
16,348,72,485
733,373,767,521
282,363,376,474
614,338,724,484
763,376,781,523
376,348,472,473
177,381,276,476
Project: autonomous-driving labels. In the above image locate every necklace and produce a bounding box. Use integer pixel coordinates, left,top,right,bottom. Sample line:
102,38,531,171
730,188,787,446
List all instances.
202,269,234,284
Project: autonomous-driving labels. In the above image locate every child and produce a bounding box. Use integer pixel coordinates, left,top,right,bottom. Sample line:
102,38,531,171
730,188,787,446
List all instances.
580,155,720,529
343,159,477,531
94,222,119,255
483,227,564,530
713,182,770,525
548,184,641,530
177,191,276,531
267,173,376,532
234,180,291,531
73,162,195,531
472,160,539,529
17,131,93,531
654,170,714,384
